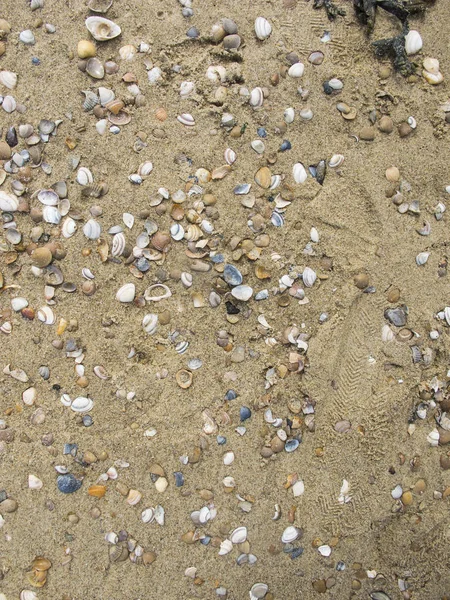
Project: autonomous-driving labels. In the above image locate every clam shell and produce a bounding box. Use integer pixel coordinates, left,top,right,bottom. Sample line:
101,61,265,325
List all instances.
302,266,317,287
83,218,101,240
180,81,195,97
42,206,61,224
98,86,115,105
328,153,344,168
231,285,253,301
111,232,126,256
255,166,272,188
170,223,184,240
177,113,195,126
250,583,269,599
218,539,233,555
405,30,423,55
293,162,307,184
255,17,272,40
86,57,105,79
281,526,300,543
142,313,158,335
37,306,56,325
2,95,16,113
85,16,121,42
284,107,295,123
144,283,172,302
62,217,77,238
138,161,153,176
0,190,19,211
224,148,236,165
288,62,304,78
71,396,94,412
230,526,247,544
116,283,135,302
249,87,263,108
88,0,113,13
37,189,59,206
20,591,38,600
77,167,94,186
0,70,17,90
416,252,430,266
20,30,35,44
141,507,155,523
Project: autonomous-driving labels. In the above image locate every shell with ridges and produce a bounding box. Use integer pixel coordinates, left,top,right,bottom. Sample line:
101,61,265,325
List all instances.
0,191,19,211
254,17,272,40
0,70,17,89
83,219,101,240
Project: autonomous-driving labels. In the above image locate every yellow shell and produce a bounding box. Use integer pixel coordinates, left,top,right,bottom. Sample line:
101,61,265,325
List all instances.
32,557,52,571
254,166,272,188
27,569,47,588
88,484,106,498
77,39,96,59
255,264,271,279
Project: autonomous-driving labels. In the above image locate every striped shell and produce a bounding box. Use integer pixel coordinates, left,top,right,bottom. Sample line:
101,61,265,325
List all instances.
254,17,272,40
177,113,195,126
142,313,158,335
61,217,77,238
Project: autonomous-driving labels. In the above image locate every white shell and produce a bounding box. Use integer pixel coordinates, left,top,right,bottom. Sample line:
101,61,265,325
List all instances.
112,232,126,256
284,107,295,124
329,153,344,168
181,272,193,287
405,30,423,55
144,283,172,302
218,539,233,555
116,283,135,303
37,189,59,206
11,297,28,312
2,95,17,113
230,526,247,544
43,206,61,224
288,62,304,78
96,119,108,135
302,266,317,287
123,212,134,229
250,583,269,599
223,451,235,465
206,65,226,82
224,148,236,165
0,70,18,90
22,387,36,406
281,526,300,543
71,396,94,412
141,507,155,523
37,306,56,325
299,108,313,121
251,139,265,154
61,217,77,238
119,44,136,61
20,30,35,44
83,218,101,240
328,78,343,90
318,544,332,557
170,223,184,240
310,227,319,242
20,592,38,600
292,480,305,497
382,324,395,342
231,285,253,301
76,167,94,186
142,313,158,335
98,86,115,105
85,16,121,41
254,17,272,41
0,191,19,211
148,66,162,84
138,161,153,176
293,162,307,184
249,87,263,108
28,474,43,489
180,81,195,97
177,113,195,126
416,252,430,266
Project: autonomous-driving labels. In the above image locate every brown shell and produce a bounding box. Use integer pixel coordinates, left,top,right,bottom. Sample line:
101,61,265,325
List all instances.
88,484,106,498
155,107,168,121
151,231,171,252
176,369,193,389
32,557,52,571
27,569,47,588
108,109,131,125
170,204,185,221
105,99,125,115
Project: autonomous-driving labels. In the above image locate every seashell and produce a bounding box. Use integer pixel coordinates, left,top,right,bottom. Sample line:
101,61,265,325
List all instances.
255,166,272,188
175,340,189,354
71,396,94,412
230,526,247,544
180,81,195,97
144,283,172,302
2,323,13,334
284,107,295,124
0,70,17,90
28,474,43,490
88,0,113,13
136,231,149,248
423,69,443,85
37,189,59,206
411,345,422,364
142,313,158,335
211,165,231,180
105,98,124,114
309,51,324,65
423,57,439,74
219,539,233,555
224,148,236,165
155,107,167,121
288,62,304,77
0,190,19,211
381,324,395,342
109,544,129,562
181,272,193,287
85,16,121,42
177,113,195,126
151,230,171,251
83,219,101,240
170,223,184,240
20,30,35,45
184,224,202,241
123,212,134,229
299,108,313,121
148,66,162,84
119,44,136,61
176,369,193,389
77,167,94,186
111,232,126,256
88,484,106,498
249,87,264,108
2,95,17,113
127,489,142,505
251,139,265,154
206,65,227,82
281,526,300,543
328,78,343,90
98,87,114,106
37,306,55,325
20,592,38,600
302,266,316,287
329,153,344,168
405,30,422,55
12,297,28,312
231,285,253,301
138,161,153,177
42,206,61,224
61,217,77,238
292,480,304,496
310,226,319,242
116,283,135,303
22,387,36,406
93,365,109,379
293,162,307,184
254,17,272,40
250,583,269,599
86,57,105,79
416,252,429,266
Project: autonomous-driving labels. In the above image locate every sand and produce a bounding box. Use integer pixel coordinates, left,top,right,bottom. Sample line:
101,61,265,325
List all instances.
1,0,450,598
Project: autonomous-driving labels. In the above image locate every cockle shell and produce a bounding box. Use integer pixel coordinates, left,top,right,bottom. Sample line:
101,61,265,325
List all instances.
288,62,304,78
20,30,35,45
112,232,126,256
61,217,77,238
142,313,158,334
138,161,153,176
77,167,94,186
405,30,423,55
250,583,269,599
249,87,264,108
71,396,94,412
0,191,19,211
302,266,317,287
254,17,272,40
0,70,17,89
116,283,135,302
85,16,121,41
177,113,195,126
293,162,307,184
2,95,16,113
83,219,101,240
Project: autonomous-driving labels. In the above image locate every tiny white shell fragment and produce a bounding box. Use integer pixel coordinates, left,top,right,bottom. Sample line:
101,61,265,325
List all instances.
416,252,430,266
292,480,305,497
318,544,332,557
11,297,28,312
249,87,264,108
391,484,403,499
218,539,233,555
427,428,439,446
28,474,43,489
328,153,344,168
224,148,236,165
148,66,162,84
22,387,36,406
310,227,319,243
180,81,195,97
284,107,295,124
123,212,134,229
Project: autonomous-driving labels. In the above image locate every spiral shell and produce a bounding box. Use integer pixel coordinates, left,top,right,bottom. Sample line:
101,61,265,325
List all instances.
85,16,121,41
254,17,272,40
